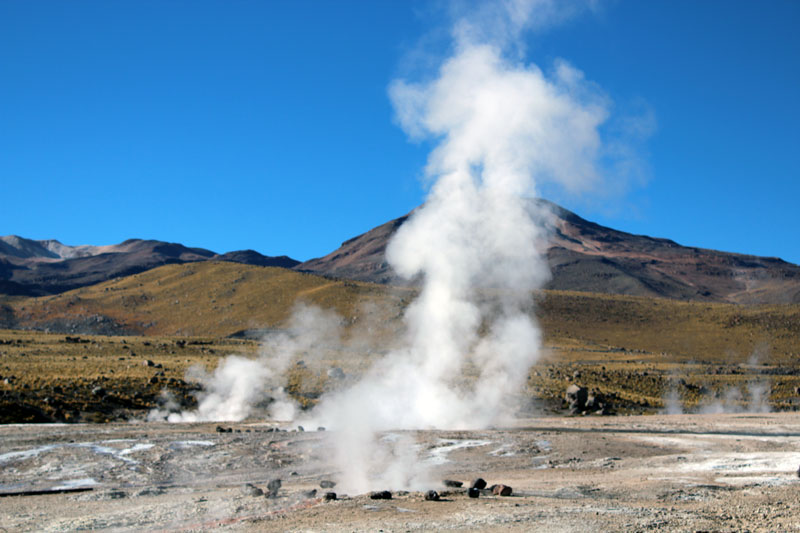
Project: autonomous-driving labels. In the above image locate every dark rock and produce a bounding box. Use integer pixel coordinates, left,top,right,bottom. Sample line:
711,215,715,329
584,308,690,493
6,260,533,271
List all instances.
566,384,588,412
424,490,440,501
142,360,154,367
302,489,317,499
320,480,336,489
327,367,345,379
324,492,337,501
491,484,513,496
467,487,480,498
241,483,263,497
470,478,487,490
266,479,282,497
370,490,392,500
91,386,106,397
443,479,463,488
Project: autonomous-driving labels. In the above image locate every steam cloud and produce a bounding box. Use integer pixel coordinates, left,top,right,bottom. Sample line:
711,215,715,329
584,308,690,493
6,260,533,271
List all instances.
305,0,617,492
148,305,341,423
152,0,633,494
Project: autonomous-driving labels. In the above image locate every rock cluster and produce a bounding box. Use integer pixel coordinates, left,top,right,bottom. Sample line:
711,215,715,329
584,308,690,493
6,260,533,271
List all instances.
565,384,613,415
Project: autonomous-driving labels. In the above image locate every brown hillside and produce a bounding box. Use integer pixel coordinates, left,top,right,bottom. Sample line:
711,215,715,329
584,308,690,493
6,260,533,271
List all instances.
3,261,799,365
298,199,800,305
3,262,406,337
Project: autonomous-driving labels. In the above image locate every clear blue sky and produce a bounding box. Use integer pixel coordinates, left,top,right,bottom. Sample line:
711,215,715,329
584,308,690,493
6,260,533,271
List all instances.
1,1,798,264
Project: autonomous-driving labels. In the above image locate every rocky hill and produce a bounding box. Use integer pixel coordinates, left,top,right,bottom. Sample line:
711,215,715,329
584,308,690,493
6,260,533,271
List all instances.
297,199,800,305
0,236,298,296
6,199,799,304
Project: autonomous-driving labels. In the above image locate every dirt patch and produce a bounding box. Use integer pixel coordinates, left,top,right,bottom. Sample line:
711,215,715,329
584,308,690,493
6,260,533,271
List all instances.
1,414,799,531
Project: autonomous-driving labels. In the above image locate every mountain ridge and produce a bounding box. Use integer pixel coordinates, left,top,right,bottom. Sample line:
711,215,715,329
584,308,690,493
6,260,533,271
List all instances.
0,236,299,296
3,199,799,304
297,199,800,305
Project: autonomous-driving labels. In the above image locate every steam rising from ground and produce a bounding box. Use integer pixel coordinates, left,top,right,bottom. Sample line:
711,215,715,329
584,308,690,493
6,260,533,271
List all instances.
148,305,341,423
152,0,633,494
662,350,773,415
305,0,617,492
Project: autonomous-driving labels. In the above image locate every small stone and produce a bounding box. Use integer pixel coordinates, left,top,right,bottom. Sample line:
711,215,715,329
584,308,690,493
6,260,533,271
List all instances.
302,489,317,498
468,487,480,498
470,478,487,490
327,367,345,379
241,483,263,497
424,490,440,501
266,479,282,497
370,490,392,500
320,480,336,489
443,479,463,488
324,492,337,501
491,484,513,496
91,386,106,397
142,360,154,367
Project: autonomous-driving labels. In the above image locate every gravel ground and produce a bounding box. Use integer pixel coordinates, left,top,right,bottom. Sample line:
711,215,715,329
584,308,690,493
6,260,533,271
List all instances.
2,413,799,531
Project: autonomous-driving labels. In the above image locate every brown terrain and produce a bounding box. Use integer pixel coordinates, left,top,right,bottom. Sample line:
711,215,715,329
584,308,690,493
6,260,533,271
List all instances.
6,199,800,305
2,204,800,530
2,415,800,531
0,235,298,296
298,199,800,304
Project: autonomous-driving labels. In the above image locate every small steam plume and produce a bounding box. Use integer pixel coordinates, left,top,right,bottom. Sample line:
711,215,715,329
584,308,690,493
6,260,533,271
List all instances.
149,304,341,422
664,347,772,415
303,0,624,493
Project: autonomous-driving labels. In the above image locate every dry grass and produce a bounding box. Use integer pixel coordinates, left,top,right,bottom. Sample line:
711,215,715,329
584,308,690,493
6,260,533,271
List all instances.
1,262,799,422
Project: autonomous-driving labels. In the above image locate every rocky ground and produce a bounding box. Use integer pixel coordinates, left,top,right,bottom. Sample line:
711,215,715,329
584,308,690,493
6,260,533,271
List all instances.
2,413,799,531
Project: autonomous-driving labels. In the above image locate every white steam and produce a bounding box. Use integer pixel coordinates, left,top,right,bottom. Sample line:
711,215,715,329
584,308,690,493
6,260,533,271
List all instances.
305,0,616,493
150,0,632,495
148,304,341,423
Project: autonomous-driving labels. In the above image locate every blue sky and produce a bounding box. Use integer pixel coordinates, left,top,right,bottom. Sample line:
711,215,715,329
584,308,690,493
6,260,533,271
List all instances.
1,1,798,264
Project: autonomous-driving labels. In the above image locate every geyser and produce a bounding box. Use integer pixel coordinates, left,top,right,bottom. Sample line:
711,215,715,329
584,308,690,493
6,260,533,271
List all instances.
153,0,637,495
305,0,617,493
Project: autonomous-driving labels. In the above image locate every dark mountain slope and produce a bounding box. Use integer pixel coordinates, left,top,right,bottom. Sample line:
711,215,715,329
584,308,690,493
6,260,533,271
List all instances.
297,200,800,305
0,237,298,296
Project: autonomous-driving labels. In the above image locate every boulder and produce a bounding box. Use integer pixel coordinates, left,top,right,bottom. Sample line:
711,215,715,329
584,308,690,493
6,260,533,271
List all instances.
424,490,440,501
566,384,588,412
470,478,487,490
241,483,263,497
327,367,345,379
266,479,281,498
369,490,392,500
491,484,513,496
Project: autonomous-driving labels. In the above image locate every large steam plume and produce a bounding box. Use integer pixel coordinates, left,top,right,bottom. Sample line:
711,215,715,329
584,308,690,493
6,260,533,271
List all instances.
152,0,635,495
306,0,618,492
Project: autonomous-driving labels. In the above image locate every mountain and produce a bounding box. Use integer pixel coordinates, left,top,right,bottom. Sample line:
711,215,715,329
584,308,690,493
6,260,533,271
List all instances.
0,236,298,296
213,250,299,269
297,199,800,305
5,199,799,304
